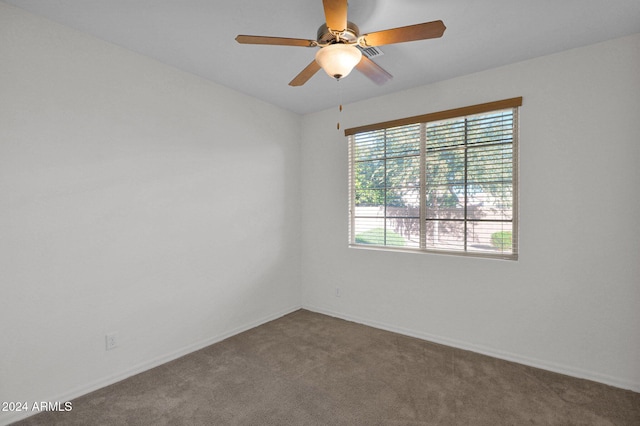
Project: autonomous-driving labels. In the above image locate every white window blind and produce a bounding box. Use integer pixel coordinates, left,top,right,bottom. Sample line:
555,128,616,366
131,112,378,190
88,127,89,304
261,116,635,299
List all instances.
347,98,521,259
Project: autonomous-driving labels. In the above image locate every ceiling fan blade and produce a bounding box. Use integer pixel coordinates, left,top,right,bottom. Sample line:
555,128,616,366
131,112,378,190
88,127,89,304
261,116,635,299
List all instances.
289,60,322,86
356,56,393,85
322,0,348,32
235,35,316,47
361,20,446,47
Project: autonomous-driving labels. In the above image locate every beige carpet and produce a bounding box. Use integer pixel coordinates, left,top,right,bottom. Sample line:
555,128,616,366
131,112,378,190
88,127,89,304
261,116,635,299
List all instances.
14,310,640,425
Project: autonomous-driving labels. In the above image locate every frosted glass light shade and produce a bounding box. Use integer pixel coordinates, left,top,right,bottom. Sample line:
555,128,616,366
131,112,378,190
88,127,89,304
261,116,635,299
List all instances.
315,43,362,80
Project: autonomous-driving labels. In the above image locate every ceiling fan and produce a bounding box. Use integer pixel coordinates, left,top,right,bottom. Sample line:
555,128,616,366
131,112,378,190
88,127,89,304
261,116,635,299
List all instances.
235,0,446,87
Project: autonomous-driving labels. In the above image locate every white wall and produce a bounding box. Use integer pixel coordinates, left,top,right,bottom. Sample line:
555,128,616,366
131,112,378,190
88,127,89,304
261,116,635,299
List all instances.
0,3,301,423
301,33,640,391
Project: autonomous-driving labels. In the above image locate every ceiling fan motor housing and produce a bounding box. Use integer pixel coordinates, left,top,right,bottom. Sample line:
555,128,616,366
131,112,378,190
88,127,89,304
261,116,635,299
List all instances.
317,21,360,44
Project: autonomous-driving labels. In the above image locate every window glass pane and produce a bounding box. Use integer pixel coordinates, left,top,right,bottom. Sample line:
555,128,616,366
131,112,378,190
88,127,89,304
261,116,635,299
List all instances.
467,144,513,221
387,194,420,215
426,147,465,186
426,119,465,150
355,160,385,190
386,156,420,214
466,189,513,221
385,156,420,189
386,219,420,248
466,221,513,254
354,130,385,161
467,144,512,185
425,185,465,220
386,124,420,157
353,218,385,245
354,188,384,209
467,111,514,146
425,220,465,251
426,146,464,220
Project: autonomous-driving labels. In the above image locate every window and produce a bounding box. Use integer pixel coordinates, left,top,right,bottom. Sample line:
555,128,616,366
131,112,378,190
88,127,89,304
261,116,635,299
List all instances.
346,97,521,259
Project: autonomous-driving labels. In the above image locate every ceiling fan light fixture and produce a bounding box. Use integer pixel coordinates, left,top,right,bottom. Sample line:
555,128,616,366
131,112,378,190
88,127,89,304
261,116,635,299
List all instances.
315,43,362,80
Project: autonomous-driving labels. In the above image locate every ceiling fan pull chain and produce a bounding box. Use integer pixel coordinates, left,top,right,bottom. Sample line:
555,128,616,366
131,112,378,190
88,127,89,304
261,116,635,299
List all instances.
336,78,343,130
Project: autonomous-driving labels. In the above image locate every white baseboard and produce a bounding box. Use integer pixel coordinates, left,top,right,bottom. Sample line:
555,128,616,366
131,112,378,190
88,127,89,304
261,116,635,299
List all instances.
1,305,302,426
302,304,640,393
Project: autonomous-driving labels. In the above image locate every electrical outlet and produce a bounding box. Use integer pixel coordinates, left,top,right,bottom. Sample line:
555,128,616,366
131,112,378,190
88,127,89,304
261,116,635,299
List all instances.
335,287,341,297
105,333,118,351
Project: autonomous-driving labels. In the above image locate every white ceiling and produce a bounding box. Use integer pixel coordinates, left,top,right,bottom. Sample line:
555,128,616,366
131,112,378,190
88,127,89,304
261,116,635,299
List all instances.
5,0,640,114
